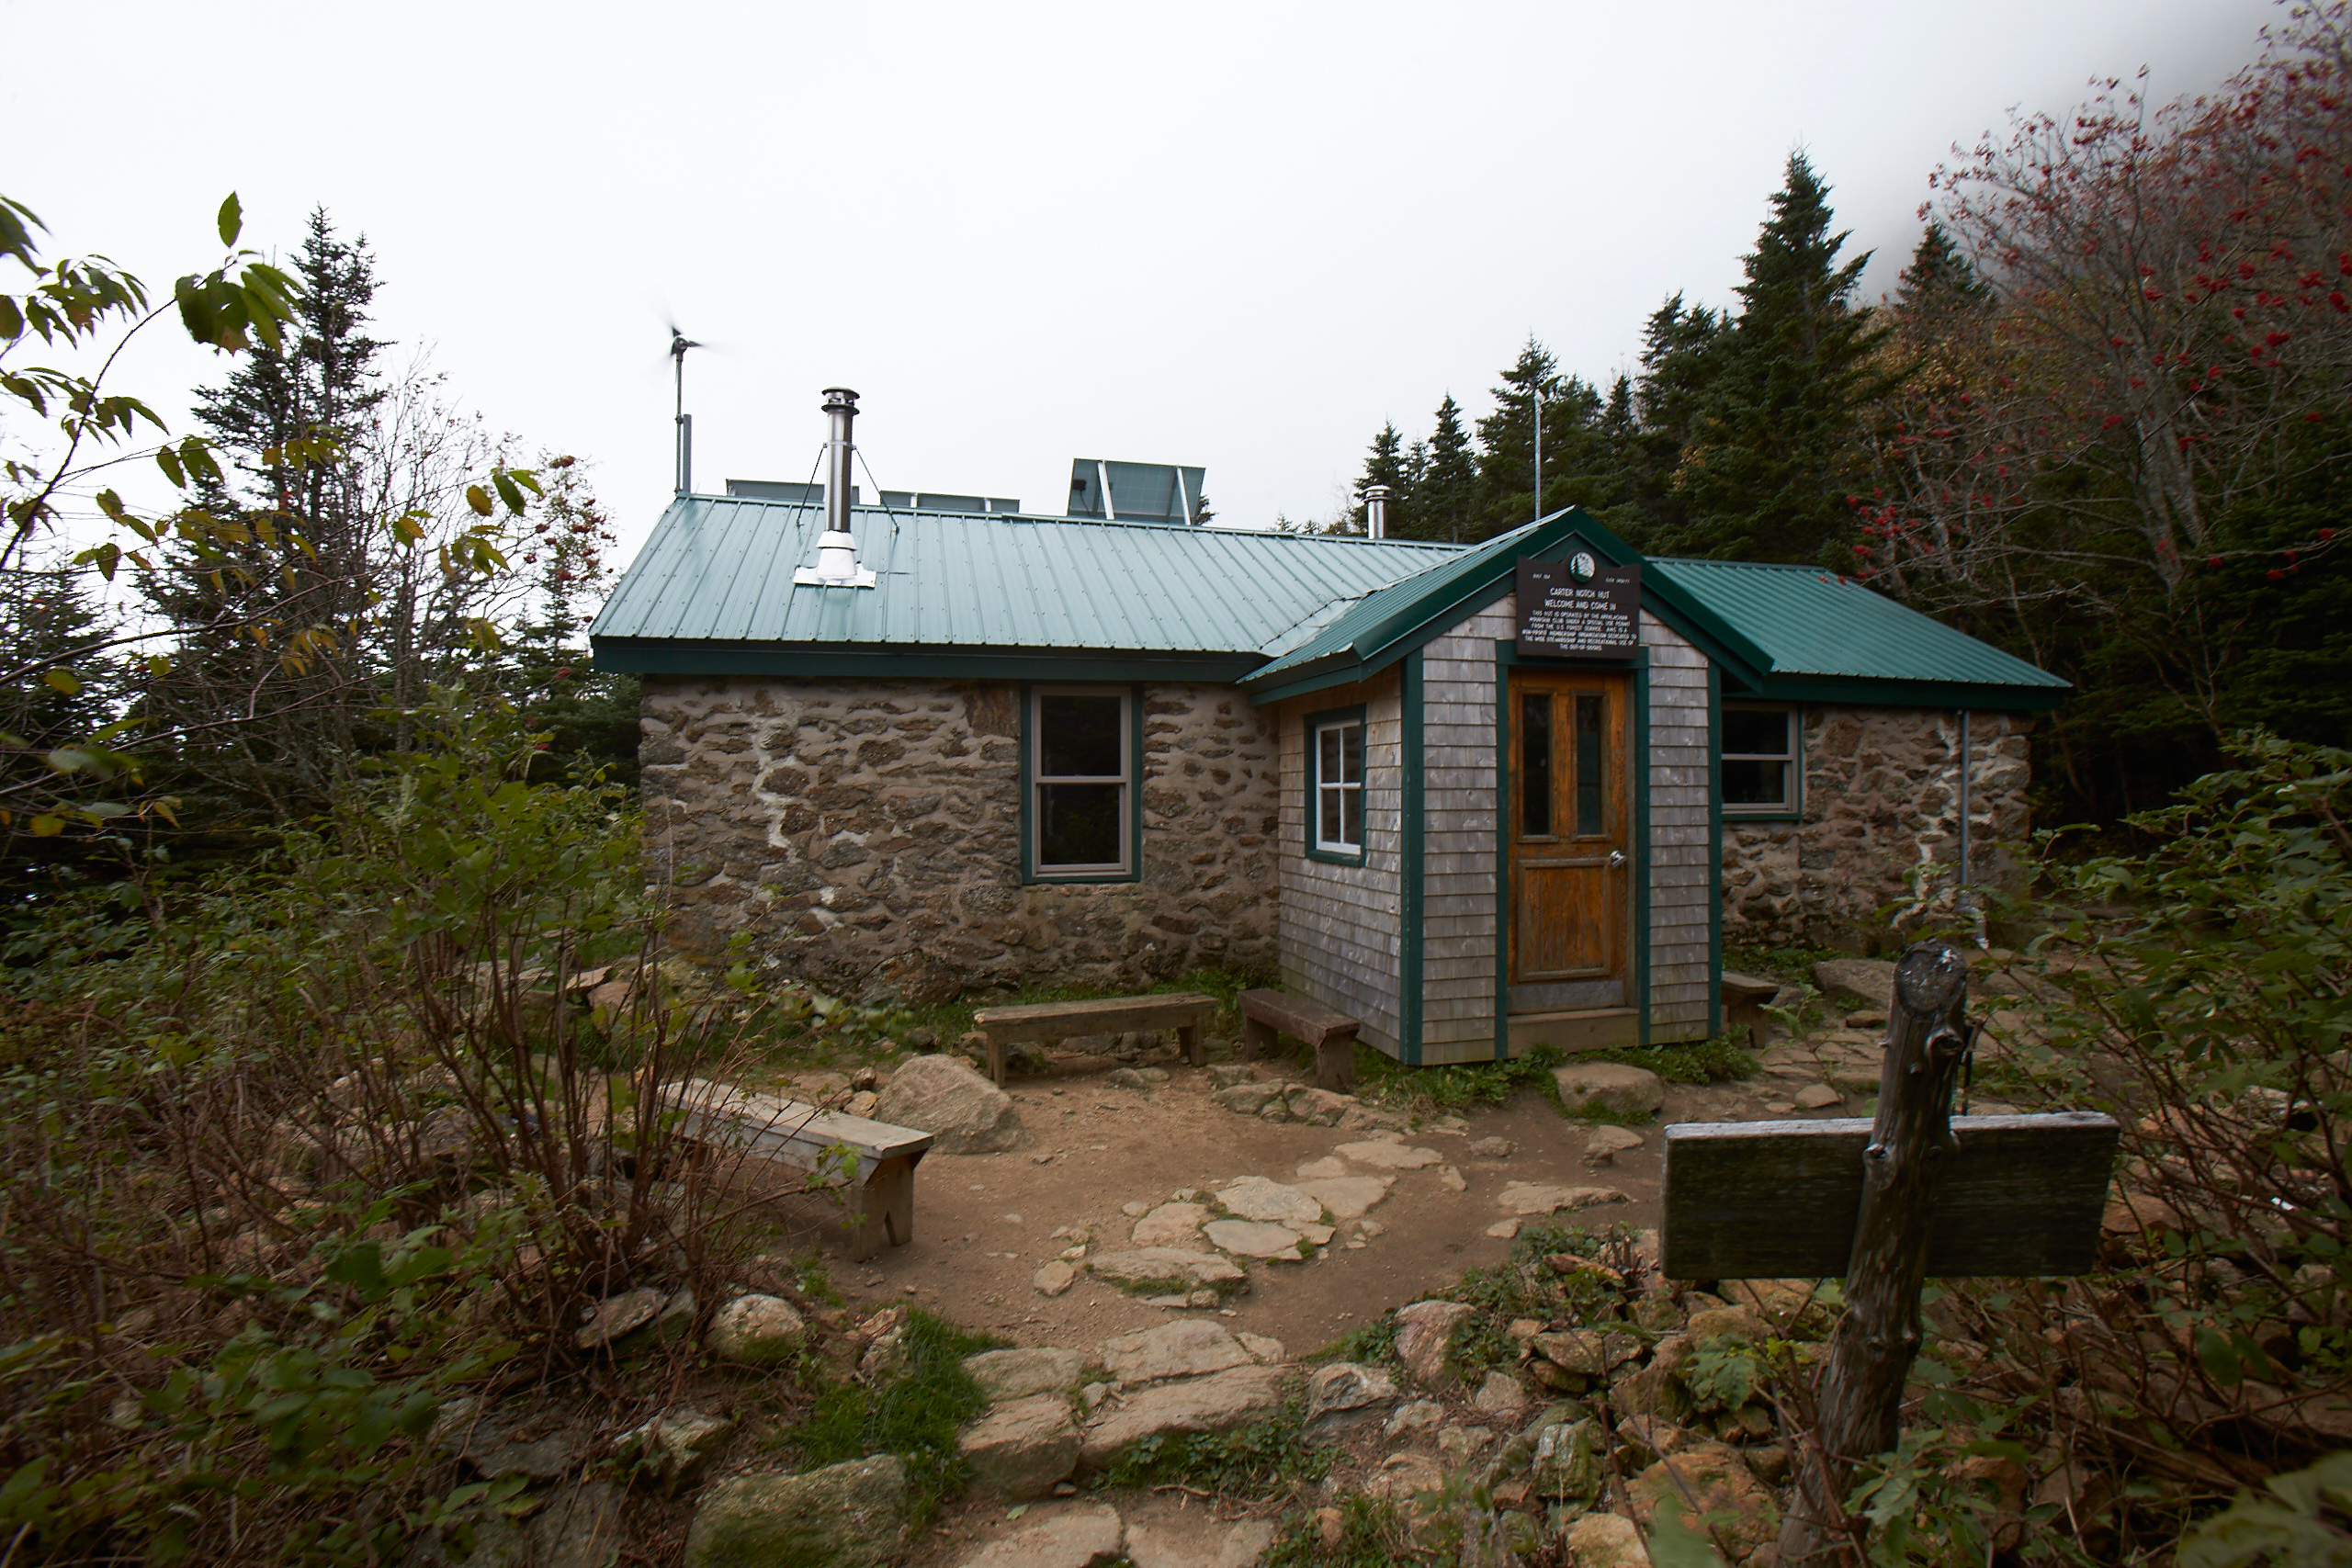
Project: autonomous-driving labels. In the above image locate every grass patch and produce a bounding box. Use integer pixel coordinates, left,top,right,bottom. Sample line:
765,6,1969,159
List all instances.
1096,1397,1332,1498
1310,1313,1400,1367
1443,1222,1642,1377
1356,1044,1566,1111
1584,1032,1760,1086
1262,1494,1412,1567
790,1309,1000,1519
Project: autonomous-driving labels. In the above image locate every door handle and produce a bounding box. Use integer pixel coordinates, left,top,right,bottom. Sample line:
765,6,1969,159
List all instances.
1608,850,1627,869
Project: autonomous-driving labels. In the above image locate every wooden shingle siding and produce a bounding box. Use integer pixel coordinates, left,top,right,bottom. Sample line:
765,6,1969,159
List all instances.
1417,603,1516,1053
1276,671,1404,1052
1643,614,1713,1041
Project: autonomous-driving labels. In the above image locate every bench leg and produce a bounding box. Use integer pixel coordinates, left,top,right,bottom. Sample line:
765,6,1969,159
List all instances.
862,1155,917,1248
1179,1022,1203,1068
985,1032,1006,1087
1317,1034,1357,1094
1240,1016,1276,1062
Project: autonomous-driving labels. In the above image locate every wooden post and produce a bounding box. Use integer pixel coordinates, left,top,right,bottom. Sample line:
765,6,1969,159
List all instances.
1779,941,1972,1565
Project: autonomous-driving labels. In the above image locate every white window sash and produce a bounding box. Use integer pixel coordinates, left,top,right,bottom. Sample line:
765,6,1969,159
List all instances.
1032,687,1131,874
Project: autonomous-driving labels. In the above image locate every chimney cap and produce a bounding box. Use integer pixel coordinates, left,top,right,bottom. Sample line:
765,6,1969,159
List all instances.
821,387,860,412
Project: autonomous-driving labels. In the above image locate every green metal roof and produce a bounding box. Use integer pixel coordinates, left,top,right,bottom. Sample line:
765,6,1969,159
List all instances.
589,495,1463,671
1647,558,2070,696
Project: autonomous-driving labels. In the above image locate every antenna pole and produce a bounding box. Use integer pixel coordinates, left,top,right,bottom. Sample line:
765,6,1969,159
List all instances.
672,329,699,497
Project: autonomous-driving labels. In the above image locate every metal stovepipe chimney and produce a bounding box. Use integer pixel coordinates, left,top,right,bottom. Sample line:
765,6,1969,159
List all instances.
1364,484,1390,541
797,387,876,588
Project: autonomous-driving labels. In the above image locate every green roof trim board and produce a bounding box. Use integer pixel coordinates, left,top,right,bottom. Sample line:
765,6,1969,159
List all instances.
592,498,2068,711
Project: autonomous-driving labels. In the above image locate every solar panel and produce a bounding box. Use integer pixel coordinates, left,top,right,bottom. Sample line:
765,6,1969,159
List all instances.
1067,459,1207,525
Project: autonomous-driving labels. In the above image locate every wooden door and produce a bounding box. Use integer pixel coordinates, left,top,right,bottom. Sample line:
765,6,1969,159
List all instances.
1508,669,1630,1011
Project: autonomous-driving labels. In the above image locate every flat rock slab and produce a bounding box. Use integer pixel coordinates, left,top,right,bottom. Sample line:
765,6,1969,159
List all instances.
1215,1176,1324,1226
965,1347,1087,1403
1090,1247,1248,1295
1125,1514,1279,1568
958,1394,1081,1500
1295,1174,1392,1221
1812,957,1897,1010
1333,1140,1443,1170
1131,1202,1208,1247
1294,1156,1349,1179
1497,1182,1631,1217
956,1502,1126,1568
1080,1365,1289,1469
1203,1219,1309,1259
1098,1320,1252,1385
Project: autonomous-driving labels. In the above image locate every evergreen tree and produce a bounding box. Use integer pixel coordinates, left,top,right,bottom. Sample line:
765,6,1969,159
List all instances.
1667,153,1893,562
1421,395,1476,543
1351,421,1414,534
144,209,391,820
1472,337,1558,537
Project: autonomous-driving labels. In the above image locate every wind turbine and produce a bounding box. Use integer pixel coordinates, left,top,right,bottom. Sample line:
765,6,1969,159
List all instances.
670,324,701,495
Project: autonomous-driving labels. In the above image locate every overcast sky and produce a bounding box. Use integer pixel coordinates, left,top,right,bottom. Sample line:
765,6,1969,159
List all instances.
8,0,2279,561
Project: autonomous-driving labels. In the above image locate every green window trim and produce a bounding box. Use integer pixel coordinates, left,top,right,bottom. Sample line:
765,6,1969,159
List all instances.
1019,682,1146,886
1304,704,1371,867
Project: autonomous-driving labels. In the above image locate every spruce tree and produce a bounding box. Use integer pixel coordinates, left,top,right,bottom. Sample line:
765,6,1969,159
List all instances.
1351,421,1414,533
1472,337,1557,537
145,209,390,820
1668,153,1892,562
1422,395,1476,543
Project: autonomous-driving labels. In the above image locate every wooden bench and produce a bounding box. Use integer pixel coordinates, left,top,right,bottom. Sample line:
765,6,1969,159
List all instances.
969,992,1218,1087
1238,988,1361,1092
1720,968,1782,1051
672,1078,933,1262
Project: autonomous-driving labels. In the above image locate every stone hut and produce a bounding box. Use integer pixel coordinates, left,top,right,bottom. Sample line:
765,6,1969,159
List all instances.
593,399,2066,1065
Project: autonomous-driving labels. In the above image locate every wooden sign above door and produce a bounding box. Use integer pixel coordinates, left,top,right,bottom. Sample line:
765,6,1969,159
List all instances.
1516,556,1641,658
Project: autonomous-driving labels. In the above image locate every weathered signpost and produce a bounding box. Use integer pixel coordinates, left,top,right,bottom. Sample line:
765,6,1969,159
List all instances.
1659,942,2120,1564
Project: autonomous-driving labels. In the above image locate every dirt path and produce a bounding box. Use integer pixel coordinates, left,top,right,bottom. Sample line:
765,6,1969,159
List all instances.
765,1055,1829,1356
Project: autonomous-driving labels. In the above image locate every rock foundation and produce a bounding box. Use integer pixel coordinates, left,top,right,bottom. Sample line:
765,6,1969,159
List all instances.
1722,707,2032,950
639,678,1280,1002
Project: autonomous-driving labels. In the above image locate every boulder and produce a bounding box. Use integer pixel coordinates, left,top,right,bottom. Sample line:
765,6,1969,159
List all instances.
1214,1177,1324,1227
618,1407,735,1495
965,1347,1087,1403
1210,1082,1285,1116
684,1454,908,1568
1303,1361,1399,1444
1100,1320,1254,1385
1202,1219,1309,1260
1132,1202,1208,1248
1812,957,1897,1011
574,1286,662,1351
1528,1419,1607,1506
959,1393,1081,1500
1284,1087,1353,1125
1033,1260,1078,1297
1384,1399,1445,1438
1552,1063,1664,1119
446,1478,622,1568
1468,1136,1517,1158
1089,1247,1249,1297
873,1055,1031,1154
1473,1371,1530,1416
1394,1299,1476,1388
705,1293,807,1367
956,1502,1125,1568
1560,1510,1646,1568
1630,1440,1780,1562
1531,1328,1641,1378
1079,1365,1287,1469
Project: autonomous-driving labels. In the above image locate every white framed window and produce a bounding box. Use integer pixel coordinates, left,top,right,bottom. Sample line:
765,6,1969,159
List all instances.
1030,686,1132,878
1722,705,1798,815
1311,711,1365,859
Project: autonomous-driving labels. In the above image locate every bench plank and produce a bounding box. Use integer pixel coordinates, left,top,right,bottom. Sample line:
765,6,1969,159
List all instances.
672,1078,933,1261
1238,987,1361,1091
1660,1111,2119,1280
971,992,1216,1084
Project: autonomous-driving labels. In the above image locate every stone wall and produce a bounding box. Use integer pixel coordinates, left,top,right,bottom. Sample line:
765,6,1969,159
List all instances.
639,677,1280,1004
1721,707,2033,952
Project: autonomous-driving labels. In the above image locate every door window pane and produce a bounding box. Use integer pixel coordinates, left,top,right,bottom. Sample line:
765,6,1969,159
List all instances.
1520,692,1552,838
1574,693,1605,836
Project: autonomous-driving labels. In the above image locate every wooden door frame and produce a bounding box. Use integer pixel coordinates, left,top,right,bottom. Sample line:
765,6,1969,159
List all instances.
1492,642,1650,1058
1506,666,1633,999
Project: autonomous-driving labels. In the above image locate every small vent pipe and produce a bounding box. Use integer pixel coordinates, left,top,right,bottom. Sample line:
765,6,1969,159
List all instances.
1364,484,1390,541
795,387,876,588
